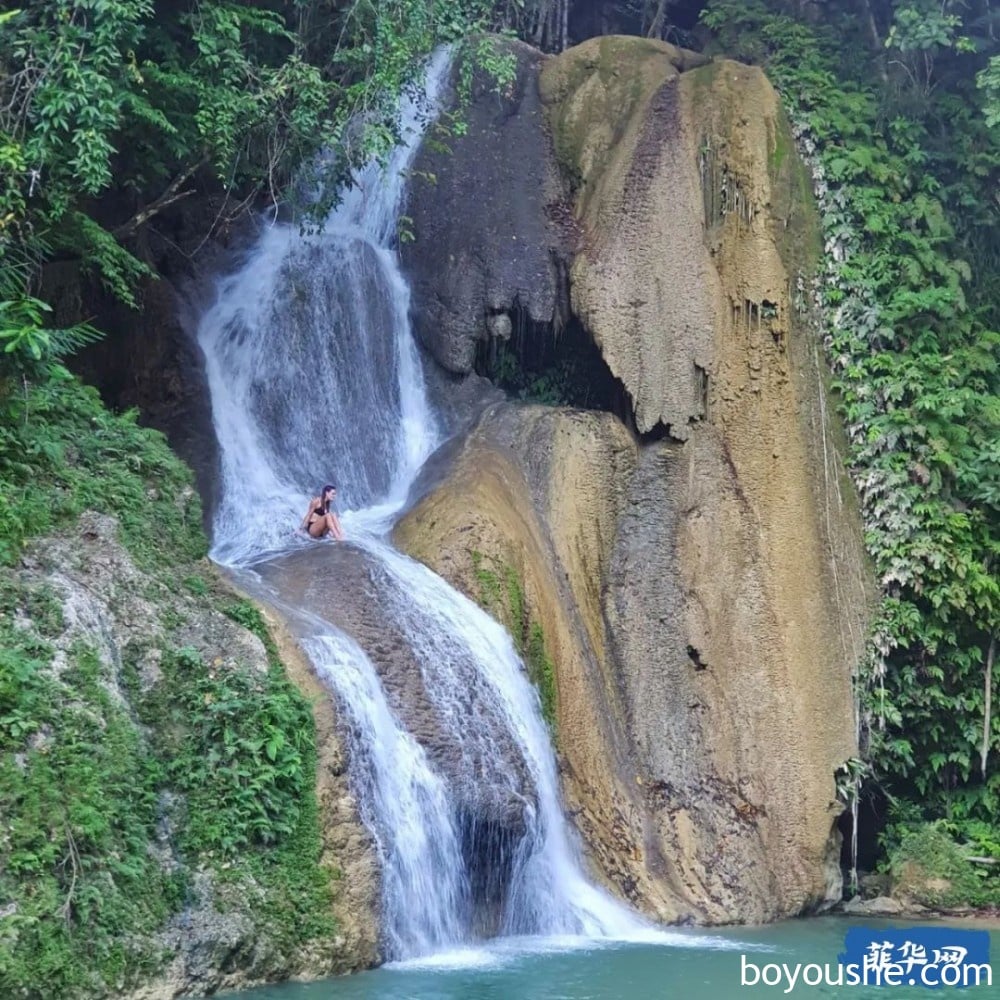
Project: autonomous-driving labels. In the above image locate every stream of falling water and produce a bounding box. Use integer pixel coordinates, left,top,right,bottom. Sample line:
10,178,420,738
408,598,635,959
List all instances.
196,50,653,960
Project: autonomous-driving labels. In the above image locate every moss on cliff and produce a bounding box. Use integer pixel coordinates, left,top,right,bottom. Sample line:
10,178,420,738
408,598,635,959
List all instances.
0,371,205,570
764,102,822,276
471,551,557,730
0,375,339,998
0,627,177,995
541,36,678,208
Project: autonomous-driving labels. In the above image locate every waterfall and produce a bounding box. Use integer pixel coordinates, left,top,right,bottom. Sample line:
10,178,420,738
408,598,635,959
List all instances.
300,628,471,955
198,56,441,564
196,49,644,959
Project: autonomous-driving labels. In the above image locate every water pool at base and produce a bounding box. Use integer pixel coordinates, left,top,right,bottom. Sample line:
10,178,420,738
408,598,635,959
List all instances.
226,919,1000,999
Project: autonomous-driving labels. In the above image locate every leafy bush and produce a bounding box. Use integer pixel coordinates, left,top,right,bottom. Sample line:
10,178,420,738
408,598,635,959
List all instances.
140,646,314,856
885,822,1000,909
0,365,205,567
0,633,173,996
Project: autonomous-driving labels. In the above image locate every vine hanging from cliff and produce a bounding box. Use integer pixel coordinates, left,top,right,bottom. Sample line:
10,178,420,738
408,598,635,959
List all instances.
702,0,1000,847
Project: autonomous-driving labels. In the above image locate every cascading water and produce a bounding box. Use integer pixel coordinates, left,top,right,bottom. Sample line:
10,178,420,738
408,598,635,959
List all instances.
300,625,471,955
198,62,440,564
196,49,646,959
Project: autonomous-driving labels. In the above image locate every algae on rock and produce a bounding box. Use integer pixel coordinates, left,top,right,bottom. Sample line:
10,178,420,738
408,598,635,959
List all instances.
471,551,558,728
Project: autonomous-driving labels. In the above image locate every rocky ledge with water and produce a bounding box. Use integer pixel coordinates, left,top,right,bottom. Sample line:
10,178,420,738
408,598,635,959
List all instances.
191,45,651,960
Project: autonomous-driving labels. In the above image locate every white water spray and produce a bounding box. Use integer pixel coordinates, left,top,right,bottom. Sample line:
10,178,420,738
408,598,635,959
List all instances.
197,49,647,959
198,56,442,564
301,628,471,955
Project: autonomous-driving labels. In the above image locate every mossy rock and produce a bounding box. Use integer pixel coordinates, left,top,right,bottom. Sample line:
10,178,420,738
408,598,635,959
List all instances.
889,824,998,909
471,550,557,730
540,35,705,207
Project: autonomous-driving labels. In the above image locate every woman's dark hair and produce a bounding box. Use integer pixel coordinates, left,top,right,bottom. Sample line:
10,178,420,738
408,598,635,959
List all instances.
321,483,336,495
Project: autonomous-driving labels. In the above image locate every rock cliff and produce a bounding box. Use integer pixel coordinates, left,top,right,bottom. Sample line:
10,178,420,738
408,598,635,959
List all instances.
401,40,569,376
398,36,873,922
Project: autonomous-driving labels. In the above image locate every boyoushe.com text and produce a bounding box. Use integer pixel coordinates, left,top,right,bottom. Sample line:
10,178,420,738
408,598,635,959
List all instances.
740,954,993,992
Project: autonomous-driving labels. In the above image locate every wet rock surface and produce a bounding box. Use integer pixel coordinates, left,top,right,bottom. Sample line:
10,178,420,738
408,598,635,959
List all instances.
401,40,571,377
254,545,537,833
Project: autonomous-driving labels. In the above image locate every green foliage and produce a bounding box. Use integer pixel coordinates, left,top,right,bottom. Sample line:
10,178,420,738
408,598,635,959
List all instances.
701,0,1000,866
0,631,173,996
0,245,101,372
138,645,313,855
480,336,597,407
55,213,156,308
455,31,519,107
526,621,557,730
129,624,335,958
183,574,208,596
883,821,1000,909
0,365,205,567
235,761,335,954
979,55,1000,127
472,551,557,728
1,562,333,996
0,0,513,374
0,294,100,364
223,598,279,660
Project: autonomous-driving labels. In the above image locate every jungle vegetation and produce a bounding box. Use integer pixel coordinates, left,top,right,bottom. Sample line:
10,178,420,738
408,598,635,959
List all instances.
1,5,999,971
695,0,1000,886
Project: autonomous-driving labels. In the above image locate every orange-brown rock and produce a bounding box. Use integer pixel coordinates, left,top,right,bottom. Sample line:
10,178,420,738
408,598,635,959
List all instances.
396,36,873,924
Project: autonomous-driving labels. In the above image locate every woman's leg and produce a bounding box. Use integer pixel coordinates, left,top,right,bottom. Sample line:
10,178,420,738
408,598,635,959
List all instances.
307,516,329,539
324,513,344,541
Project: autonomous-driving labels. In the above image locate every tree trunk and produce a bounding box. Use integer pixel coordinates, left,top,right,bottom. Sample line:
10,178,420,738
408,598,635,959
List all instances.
647,0,668,39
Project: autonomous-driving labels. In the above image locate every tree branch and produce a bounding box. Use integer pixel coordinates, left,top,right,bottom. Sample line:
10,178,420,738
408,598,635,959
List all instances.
111,158,208,241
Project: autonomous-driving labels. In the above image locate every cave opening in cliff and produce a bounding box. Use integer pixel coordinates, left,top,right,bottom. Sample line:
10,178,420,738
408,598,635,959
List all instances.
473,303,635,427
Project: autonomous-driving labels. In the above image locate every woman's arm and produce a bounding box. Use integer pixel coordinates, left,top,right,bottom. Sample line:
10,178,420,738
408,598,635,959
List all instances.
300,498,318,530
330,512,345,541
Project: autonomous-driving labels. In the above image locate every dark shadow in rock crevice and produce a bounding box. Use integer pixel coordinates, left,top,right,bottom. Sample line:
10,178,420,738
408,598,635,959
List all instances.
473,302,635,428
472,298,700,446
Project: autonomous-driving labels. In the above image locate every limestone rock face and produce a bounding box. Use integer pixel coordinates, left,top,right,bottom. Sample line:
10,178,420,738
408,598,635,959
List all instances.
401,40,570,374
541,36,716,436
397,36,873,923
397,393,868,922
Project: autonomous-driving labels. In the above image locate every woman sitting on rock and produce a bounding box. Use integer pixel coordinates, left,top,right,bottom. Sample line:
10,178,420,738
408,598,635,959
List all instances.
300,484,344,541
